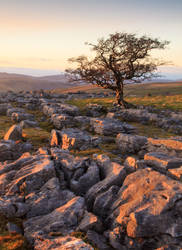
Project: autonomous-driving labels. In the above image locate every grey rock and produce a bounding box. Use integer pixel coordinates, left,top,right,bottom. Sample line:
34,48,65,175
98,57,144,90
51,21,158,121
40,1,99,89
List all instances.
34,235,94,250
86,162,126,210
70,161,100,195
86,230,111,250
60,128,92,150
26,177,75,218
11,112,34,122
50,129,61,147
4,124,22,141
20,120,38,128
116,133,147,154
78,211,103,233
109,168,182,248
24,196,85,243
7,222,23,234
93,185,119,218
6,157,56,196
144,152,182,173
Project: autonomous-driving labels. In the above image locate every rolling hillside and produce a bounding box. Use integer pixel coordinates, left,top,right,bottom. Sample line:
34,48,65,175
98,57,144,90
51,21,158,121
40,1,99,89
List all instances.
0,72,80,92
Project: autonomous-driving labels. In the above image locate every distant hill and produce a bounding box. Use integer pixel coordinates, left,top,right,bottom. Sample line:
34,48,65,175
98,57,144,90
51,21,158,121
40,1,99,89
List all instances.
0,72,81,92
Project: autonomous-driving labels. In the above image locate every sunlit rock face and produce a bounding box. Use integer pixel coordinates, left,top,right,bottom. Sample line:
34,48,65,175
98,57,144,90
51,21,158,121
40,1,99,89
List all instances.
60,128,92,150
4,124,22,141
24,196,85,243
108,168,182,248
34,235,94,250
116,133,147,154
90,117,135,136
146,137,182,157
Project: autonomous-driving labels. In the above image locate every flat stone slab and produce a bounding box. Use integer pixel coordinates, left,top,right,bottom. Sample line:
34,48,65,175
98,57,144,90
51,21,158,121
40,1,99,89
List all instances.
90,118,135,136
144,152,182,172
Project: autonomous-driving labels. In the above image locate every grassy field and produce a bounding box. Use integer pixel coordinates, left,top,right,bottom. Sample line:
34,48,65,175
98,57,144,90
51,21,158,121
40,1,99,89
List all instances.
67,93,182,111
54,81,182,97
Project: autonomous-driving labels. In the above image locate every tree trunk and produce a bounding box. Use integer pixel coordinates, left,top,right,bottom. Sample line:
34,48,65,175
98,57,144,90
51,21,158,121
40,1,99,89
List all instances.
115,85,134,109
115,86,128,108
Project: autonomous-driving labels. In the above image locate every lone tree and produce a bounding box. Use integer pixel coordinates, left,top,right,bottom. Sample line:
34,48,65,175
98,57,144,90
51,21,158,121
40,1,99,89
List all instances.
66,32,169,108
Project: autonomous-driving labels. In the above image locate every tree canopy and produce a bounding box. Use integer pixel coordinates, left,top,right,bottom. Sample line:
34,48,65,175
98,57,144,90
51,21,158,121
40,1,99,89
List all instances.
66,32,169,107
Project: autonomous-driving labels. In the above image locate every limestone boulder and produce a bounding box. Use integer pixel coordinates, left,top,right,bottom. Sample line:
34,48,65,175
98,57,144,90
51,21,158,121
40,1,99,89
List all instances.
144,152,182,173
0,140,30,162
70,160,100,195
4,124,22,141
0,103,12,115
7,107,24,116
109,168,182,248
78,211,103,233
6,156,56,196
116,133,147,154
24,196,85,243
51,114,76,129
50,129,61,147
34,235,94,250
20,120,38,128
146,137,182,157
86,161,126,210
26,177,75,218
90,118,135,136
11,112,34,122
60,128,92,150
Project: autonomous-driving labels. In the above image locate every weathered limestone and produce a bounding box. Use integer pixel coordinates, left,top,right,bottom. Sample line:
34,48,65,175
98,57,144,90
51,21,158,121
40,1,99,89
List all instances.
70,161,100,195
4,124,22,141
24,196,85,243
26,177,74,218
85,103,106,117
11,112,34,122
146,137,182,157
109,168,182,248
6,157,56,196
60,128,92,150
20,120,38,128
51,113,76,129
86,161,126,210
34,235,94,250
0,103,12,115
90,118,135,136
78,211,103,233
0,140,31,162
116,133,147,154
144,152,182,173
50,129,61,147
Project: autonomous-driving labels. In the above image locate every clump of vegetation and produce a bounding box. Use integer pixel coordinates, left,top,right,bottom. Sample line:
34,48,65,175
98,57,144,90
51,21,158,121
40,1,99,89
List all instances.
0,116,14,139
0,214,31,250
128,122,176,138
70,231,99,250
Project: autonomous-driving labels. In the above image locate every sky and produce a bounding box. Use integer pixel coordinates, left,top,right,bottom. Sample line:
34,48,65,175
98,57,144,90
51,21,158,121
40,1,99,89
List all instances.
0,0,182,78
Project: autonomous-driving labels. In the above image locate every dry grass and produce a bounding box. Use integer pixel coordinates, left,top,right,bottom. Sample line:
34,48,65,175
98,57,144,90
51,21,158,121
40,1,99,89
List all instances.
67,93,182,111
0,214,31,250
129,122,176,138
0,116,14,139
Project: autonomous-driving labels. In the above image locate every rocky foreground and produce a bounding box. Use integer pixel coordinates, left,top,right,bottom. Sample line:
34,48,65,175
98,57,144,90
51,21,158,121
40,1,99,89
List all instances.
1,90,182,249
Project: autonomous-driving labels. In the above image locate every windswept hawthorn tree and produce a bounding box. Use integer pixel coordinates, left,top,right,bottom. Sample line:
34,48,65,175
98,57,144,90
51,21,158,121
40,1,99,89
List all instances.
66,32,169,108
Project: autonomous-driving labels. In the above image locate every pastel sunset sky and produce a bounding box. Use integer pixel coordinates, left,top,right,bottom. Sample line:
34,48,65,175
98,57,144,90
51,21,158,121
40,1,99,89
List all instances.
0,0,181,77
